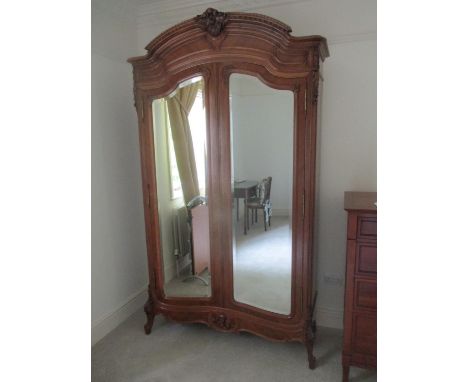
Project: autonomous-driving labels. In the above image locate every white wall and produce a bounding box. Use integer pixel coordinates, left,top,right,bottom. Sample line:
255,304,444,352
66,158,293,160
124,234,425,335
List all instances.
315,39,376,327
92,1,148,344
132,0,376,329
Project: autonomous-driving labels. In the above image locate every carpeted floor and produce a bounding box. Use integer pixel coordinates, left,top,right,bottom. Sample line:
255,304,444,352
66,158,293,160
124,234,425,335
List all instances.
164,215,293,315
92,311,376,382
233,215,292,314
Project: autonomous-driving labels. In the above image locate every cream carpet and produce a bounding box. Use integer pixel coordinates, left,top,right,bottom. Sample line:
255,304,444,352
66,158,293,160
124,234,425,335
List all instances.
233,215,292,314
92,312,376,382
164,215,292,316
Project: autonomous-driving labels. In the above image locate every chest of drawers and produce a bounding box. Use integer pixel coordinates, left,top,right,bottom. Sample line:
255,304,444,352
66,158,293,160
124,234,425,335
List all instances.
342,192,377,381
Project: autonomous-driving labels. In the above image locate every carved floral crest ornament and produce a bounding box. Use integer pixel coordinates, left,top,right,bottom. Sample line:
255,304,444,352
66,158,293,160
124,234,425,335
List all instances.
196,8,228,37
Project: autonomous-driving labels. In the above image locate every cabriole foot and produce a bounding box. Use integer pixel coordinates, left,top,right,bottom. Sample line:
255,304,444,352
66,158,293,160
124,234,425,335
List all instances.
306,319,317,369
342,364,350,382
143,294,156,335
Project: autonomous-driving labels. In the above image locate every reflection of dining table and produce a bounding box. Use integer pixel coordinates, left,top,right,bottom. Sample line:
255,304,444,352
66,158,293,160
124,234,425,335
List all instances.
233,180,259,233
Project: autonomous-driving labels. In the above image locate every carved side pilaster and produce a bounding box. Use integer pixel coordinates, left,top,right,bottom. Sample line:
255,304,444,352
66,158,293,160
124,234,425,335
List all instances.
311,71,320,105
132,86,145,124
305,291,318,368
310,48,321,105
305,318,317,369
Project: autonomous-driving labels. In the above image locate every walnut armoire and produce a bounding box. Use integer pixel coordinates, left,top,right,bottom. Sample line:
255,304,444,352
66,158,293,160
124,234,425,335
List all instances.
128,8,328,368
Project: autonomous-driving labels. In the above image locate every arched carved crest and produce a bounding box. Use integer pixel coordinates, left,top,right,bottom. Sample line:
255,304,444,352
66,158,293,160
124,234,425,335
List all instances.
128,8,329,92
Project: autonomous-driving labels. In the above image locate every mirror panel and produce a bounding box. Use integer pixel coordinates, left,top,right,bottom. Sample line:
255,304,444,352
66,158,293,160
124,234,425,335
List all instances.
229,73,294,315
152,76,211,297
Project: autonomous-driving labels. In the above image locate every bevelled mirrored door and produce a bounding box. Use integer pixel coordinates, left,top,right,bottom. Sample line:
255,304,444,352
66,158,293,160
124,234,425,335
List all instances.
229,73,294,314
152,75,211,298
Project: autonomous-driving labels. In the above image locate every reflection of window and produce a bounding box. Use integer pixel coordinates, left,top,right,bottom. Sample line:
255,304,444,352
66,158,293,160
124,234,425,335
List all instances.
166,106,183,200
188,89,206,196
166,87,206,200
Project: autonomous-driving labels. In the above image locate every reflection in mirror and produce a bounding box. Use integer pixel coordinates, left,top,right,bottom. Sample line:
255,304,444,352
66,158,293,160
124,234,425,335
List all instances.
152,76,211,297
230,74,293,315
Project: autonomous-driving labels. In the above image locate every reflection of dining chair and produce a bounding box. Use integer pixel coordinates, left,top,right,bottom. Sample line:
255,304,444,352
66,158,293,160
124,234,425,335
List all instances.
245,176,272,234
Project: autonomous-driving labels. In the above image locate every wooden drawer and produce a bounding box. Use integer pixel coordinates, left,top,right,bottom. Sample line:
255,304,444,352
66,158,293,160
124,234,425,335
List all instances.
342,353,376,370
343,193,377,379
357,216,377,240
356,242,377,276
355,279,377,310
351,312,377,356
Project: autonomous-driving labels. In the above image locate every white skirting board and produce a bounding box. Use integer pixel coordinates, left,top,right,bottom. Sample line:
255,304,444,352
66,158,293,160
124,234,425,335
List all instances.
92,290,343,346
92,286,148,346
315,306,344,329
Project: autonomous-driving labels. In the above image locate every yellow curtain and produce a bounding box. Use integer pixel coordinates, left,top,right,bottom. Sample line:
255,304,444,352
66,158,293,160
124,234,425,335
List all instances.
166,81,201,204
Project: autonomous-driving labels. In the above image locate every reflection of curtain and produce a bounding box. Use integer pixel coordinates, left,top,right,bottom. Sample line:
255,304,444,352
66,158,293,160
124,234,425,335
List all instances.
166,82,200,204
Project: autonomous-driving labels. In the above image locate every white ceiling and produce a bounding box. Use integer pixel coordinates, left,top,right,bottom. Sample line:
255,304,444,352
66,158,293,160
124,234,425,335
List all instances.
93,0,376,43
137,0,306,27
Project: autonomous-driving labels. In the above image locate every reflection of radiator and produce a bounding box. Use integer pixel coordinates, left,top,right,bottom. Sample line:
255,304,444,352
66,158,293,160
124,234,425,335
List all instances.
172,207,191,276
191,204,210,275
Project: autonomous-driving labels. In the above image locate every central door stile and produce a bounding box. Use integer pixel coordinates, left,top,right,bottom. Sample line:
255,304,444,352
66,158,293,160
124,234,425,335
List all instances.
216,63,234,309
204,63,223,309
